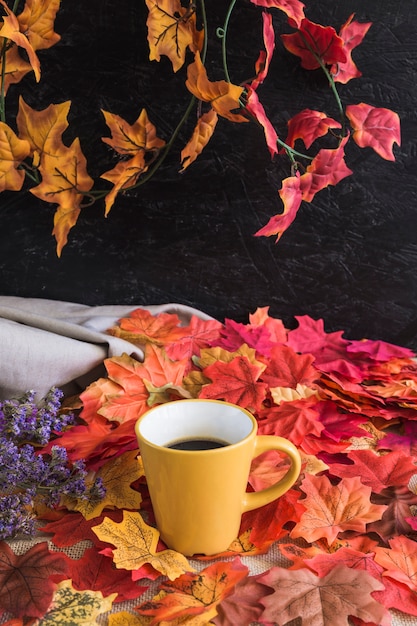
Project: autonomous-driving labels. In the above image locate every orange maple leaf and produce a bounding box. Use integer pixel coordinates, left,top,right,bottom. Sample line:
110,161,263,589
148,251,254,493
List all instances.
199,355,268,411
108,307,186,346
0,122,31,191
137,558,248,624
100,109,165,215
180,109,218,172
291,474,387,544
186,51,247,122
17,0,61,51
0,44,32,95
374,535,417,591
0,0,40,81
255,173,303,241
145,0,202,72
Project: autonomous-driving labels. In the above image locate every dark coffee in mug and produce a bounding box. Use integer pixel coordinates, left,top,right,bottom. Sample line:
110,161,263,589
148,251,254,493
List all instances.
167,437,229,451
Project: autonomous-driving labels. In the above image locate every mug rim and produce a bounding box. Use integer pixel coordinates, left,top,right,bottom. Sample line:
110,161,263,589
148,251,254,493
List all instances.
135,398,257,453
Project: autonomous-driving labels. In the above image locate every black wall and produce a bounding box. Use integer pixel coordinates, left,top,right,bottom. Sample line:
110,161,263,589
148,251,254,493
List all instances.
1,0,417,348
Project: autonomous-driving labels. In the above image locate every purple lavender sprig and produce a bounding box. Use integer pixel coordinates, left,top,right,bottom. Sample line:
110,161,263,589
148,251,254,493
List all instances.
0,388,105,541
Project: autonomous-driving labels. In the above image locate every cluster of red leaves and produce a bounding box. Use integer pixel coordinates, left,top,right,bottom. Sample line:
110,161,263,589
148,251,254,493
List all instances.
1,306,417,624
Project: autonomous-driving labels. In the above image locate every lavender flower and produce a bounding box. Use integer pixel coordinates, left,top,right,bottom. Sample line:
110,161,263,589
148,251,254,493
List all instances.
0,388,105,540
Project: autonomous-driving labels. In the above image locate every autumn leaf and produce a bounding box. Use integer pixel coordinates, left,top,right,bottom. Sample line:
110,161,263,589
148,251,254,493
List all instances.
299,135,353,202
248,306,288,344
180,109,218,172
250,0,305,29
0,44,32,95
0,541,69,618
374,535,417,590
328,449,417,493
259,564,387,626
186,51,247,122
261,343,317,388
285,109,341,149
291,474,387,544
108,307,185,346
255,173,303,241
331,14,372,84
17,0,61,51
145,0,202,72
65,450,143,519
164,315,223,361
40,579,117,625
245,88,279,156
250,11,275,91
92,510,192,580
70,548,148,602
16,97,70,159
214,317,274,357
199,355,268,411
0,122,31,191
137,558,248,624
41,510,123,548
258,399,324,448
281,18,347,70
346,102,401,160
212,573,272,626
0,0,41,80
102,109,165,157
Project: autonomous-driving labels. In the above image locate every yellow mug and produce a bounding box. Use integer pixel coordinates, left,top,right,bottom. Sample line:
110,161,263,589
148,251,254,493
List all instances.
135,398,301,556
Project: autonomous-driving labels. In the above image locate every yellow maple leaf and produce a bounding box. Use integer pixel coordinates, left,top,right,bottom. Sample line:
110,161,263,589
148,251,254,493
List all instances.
143,379,192,405
92,510,193,580
145,0,202,72
101,152,148,216
186,51,247,122
17,0,61,51
197,344,262,369
180,109,218,172
109,612,152,626
181,370,211,398
41,579,116,625
64,450,144,520
102,108,165,156
270,384,319,405
0,122,31,192
0,0,40,81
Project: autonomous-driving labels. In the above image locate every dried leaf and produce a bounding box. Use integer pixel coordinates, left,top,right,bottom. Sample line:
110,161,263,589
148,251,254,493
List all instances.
0,542,68,618
40,579,117,624
291,474,387,544
180,109,218,171
137,558,248,624
0,122,30,191
17,0,61,51
0,0,40,80
259,564,387,626
346,102,401,161
92,511,192,580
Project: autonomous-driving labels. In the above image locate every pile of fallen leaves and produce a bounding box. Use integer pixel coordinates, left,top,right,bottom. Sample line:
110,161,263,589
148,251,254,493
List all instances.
1,307,417,625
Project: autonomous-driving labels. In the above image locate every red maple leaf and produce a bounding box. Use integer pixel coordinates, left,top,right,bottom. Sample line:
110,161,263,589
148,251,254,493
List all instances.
261,343,318,388
165,315,223,361
259,564,387,626
257,399,324,448
250,11,275,90
282,18,347,70
331,14,372,84
70,547,148,601
214,318,274,356
200,356,268,411
374,535,417,591
285,109,341,149
315,400,367,441
245,88,279,156
255,173,303,242
40,510,124,548
250,0,305,29
248,306,288,344
299,136,353,203
328,449,417,493
346,102,401,161
0,542,69,618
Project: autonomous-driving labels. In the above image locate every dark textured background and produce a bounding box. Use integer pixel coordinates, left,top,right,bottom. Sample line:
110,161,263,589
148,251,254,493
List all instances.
1,0,416,348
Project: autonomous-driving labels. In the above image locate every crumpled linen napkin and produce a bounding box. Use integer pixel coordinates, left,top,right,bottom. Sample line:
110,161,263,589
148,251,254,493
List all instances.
0,296,214,400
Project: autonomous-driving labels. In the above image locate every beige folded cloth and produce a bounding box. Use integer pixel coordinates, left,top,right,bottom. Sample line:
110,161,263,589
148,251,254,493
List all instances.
0,296,214,400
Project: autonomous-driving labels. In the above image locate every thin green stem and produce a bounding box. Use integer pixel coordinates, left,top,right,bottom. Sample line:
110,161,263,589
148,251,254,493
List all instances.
217,0,238,83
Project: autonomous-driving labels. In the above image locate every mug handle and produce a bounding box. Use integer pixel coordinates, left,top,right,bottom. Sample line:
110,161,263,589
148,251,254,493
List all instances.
241,435,302,513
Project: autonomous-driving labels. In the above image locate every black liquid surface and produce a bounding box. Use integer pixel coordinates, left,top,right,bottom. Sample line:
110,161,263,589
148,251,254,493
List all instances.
167,438,229,451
